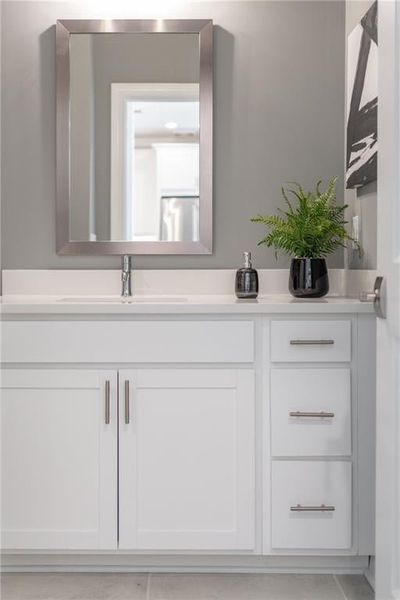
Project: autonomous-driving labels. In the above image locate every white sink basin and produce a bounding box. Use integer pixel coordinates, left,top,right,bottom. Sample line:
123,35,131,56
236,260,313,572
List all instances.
58,296,188,304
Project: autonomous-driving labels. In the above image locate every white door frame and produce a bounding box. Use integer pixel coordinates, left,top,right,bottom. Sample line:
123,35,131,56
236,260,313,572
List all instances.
375,1,400,598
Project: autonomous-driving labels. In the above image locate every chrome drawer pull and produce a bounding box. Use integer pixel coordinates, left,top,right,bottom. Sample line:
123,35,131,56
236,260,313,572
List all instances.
124,380,130,425
289,411,335,418
290,504,335,512
290,339,335,346
105,380,110,425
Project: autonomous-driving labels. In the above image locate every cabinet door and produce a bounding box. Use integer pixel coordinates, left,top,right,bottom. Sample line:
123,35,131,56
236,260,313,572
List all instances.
1,370,117,550
119,369,255,550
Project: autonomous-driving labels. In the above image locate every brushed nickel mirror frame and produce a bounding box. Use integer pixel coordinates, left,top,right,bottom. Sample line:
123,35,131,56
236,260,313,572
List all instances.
56,19,213,255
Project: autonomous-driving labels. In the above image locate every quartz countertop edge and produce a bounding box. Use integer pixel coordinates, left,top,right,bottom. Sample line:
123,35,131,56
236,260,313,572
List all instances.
0,295,375,315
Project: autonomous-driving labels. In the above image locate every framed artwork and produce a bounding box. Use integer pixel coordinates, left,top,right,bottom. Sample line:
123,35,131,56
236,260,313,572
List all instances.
346,1,378,189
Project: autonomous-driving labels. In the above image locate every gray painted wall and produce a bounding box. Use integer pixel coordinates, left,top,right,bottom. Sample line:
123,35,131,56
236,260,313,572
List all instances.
1,1,345,270
0,1,2,284
345,0,377,270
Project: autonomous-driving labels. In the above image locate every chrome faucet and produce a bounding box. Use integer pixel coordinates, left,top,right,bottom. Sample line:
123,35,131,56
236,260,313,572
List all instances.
121,255,132,297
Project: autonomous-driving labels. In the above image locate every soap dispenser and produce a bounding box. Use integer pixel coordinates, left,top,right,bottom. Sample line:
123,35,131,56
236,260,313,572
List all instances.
235,252,259,299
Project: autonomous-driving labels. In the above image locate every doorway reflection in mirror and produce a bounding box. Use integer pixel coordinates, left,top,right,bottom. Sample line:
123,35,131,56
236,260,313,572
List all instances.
111,83,200,242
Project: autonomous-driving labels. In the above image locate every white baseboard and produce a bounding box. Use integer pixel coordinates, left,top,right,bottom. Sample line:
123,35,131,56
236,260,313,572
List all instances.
0,554,369,574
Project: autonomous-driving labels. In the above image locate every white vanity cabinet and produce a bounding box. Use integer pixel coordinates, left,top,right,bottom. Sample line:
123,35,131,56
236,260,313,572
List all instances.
0,309,376,570
0,320,256,553
1,366,255,553
269,319,353,552
267,317,375,556
1,370,118,550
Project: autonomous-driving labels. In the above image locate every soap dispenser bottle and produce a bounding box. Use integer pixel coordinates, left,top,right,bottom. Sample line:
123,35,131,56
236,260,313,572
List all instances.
235,252,259,299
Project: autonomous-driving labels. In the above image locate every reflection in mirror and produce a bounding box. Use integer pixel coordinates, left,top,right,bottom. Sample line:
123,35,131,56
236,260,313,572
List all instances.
60,23,213,254
110,83,199,242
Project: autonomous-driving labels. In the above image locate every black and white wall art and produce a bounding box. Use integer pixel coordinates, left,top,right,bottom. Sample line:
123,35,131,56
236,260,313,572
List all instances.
346,1,378,189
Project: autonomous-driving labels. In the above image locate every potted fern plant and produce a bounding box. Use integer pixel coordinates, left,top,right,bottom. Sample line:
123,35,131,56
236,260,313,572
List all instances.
251,178,359,298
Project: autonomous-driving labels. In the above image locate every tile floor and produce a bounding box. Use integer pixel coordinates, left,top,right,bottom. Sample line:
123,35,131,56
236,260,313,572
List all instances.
0,573,374,600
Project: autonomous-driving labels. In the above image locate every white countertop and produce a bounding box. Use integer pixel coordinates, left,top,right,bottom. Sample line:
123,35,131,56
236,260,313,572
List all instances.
0,294,375,315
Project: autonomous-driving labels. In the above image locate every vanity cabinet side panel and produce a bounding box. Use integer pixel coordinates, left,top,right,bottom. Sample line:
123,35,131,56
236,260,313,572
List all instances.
356,314,376,555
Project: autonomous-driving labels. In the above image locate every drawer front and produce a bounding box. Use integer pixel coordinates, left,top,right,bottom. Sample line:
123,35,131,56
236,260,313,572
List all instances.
271,461,352,550
271,320,351,362
271,369,351,457
2,321,254,364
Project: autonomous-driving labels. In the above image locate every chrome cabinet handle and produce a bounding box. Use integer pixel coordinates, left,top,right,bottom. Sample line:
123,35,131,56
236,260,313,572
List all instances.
290,339,334,346
124,380,130,425
290,504,335,512
289,411,335,418
105,380,110,425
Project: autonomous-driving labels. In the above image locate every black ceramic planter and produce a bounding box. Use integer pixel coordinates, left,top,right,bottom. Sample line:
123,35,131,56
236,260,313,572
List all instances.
289,258,329,298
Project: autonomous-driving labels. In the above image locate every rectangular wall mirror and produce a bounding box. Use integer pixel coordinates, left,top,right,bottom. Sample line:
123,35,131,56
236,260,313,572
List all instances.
56,20,213,255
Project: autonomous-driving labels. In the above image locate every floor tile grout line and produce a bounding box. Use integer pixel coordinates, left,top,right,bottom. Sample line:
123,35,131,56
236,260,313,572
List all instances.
333,574,349,600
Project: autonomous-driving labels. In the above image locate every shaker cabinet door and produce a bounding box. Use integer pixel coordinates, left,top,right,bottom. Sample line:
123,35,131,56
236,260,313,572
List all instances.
119,369,255,551
1,370,117,550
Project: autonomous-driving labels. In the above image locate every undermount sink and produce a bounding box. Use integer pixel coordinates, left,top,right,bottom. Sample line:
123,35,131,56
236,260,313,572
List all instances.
58,296,188,304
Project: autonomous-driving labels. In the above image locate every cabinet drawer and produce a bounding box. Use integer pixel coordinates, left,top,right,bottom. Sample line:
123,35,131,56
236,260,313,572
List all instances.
271,369,351,457
271,461,352,550
271,320,351,362
2,321,254,364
